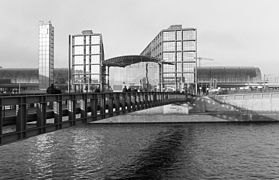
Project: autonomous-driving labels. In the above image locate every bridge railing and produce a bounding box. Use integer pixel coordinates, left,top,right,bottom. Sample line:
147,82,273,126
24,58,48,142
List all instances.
0,92,187,145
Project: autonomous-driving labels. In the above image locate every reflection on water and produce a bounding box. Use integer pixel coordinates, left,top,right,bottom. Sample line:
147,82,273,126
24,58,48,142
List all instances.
107,127,185,179
1,118,279,179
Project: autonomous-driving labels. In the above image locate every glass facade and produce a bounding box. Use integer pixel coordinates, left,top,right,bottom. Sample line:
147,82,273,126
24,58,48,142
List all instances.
39,21,54,90
71,30,106,92
141,25,197,92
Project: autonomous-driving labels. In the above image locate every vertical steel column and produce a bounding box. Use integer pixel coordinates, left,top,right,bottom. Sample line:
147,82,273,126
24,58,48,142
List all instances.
68,35,72,93
54,95,63,130
16,96,27,139
135,93,139,111
80,94,88,123
100,94,106,119
108,93,113,117
136,92,139,110
37,96,46,134
0,98,2,144
90,94,97,121
114,93,120,115
127,93,131,112
131,92,136,111
68,95,76,126
154,92,157,106
121,93,126,114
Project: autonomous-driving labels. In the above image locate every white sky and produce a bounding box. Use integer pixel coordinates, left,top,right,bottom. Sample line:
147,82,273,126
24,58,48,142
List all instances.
0,0,279,75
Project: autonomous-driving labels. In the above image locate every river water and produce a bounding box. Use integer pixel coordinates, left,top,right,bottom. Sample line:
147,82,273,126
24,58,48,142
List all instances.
1,115,279,179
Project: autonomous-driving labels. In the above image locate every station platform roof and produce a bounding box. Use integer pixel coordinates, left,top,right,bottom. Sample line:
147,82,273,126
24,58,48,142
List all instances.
103,55,173,67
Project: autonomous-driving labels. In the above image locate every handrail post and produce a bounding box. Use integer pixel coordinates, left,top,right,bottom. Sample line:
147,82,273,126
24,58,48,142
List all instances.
100,93,106,119
54,95,63,129
16,96,27,140
139,93,144,110
80,94,88,123
37,96,46,134
108,93,113,117
90,94,97,121
122,93,126,113
68,95,76,126
131,92,136,111
126,93,131,112
0,98,3,144
114,93,120,115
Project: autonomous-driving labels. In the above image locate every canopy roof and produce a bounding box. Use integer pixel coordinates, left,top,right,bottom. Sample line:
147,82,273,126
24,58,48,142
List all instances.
103,55,173,67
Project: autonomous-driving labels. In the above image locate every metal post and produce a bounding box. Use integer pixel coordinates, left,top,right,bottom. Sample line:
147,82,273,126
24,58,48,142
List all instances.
68,95,76,126
68,35,72,93
100,94,106,119
195,28,198,95
108,93,113,117
37,96,46,134
114,93,120,115
54,95,62,129
80,94,88,123
90,94,97,121
16,97,27,139
0,98,3,144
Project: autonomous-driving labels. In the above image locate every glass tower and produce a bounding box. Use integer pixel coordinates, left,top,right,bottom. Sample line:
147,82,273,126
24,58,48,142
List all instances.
141,25,197,93
39,21,54,90
70,30,106,92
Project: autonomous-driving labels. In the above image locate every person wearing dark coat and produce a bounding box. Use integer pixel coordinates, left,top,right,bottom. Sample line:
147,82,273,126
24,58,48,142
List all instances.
122,86,127,92
95,87,100,93
46,84,61,94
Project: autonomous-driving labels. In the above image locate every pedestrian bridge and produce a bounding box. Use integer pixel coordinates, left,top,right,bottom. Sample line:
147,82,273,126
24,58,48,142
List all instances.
0,92,187,145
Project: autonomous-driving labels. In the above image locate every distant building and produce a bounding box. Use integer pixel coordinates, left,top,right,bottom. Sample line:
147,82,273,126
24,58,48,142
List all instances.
141,25,197,93
0,68,67,93
70,30,106,92
39,21,54,90
0,66,262,94
197,66,262,88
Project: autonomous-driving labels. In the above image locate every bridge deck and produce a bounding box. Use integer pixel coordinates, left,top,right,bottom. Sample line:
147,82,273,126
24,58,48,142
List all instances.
0,92,187,145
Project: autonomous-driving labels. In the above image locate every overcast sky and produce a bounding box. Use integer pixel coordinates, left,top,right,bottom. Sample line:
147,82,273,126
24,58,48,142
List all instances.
1,0,279,75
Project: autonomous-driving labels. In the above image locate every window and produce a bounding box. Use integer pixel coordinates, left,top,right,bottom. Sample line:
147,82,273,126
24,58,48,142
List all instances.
183,63,195,73
183,52,196,61
176,31,182,40
74,36,84,45
73,56,83,65
90,75,99,83
177,42,182,51
163,64,175,73
91,35,100,44
183,73,194,83
73,65,84,74
183,41,196,51
91,65,100,74
163,42,175,51
91,55,100,64
163,53,175,62
177,63,182,73
74,46,84,55
163,31,175,41
91,45,100,54
177,52,182,62
183,30,196,40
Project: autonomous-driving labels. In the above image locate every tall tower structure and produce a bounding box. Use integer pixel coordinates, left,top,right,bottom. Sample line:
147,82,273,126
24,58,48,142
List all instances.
39,21,54,90
69,30,106,92
141,25,197,93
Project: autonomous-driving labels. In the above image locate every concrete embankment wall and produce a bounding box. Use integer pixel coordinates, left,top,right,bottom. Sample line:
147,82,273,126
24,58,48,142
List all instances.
211,93,279,121
213,93,279,112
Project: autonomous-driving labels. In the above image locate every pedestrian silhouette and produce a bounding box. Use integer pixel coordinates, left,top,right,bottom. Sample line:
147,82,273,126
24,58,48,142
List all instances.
46,84,61,94
122,86,127,92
